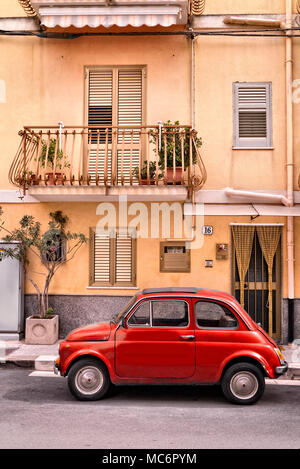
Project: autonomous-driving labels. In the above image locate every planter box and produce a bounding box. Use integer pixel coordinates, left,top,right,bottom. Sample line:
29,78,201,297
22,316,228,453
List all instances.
25,315,59,345
166,167,184,185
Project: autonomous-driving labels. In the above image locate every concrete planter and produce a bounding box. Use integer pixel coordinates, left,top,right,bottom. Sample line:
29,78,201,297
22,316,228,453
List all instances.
25,315,59,345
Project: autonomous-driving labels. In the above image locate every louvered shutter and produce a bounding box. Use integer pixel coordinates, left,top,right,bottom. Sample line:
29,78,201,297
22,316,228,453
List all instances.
87,67,143,184
117,69,142,183
91,229,136,286
115,233,134,284
233,83,272,148
88,70,113,183
94,233,111,284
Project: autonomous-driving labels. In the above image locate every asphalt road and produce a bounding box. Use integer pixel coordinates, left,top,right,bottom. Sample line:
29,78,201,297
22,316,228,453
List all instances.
0,366,299,450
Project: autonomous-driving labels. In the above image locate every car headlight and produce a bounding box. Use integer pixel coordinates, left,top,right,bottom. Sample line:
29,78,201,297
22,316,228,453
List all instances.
274,347,285,364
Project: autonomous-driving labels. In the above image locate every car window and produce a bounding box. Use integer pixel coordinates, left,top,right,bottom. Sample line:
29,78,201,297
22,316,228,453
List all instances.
195,301,238,329
152,300,188,327
128,301,150,326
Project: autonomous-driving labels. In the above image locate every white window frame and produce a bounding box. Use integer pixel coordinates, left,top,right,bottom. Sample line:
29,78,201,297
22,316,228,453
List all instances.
233,82,273,149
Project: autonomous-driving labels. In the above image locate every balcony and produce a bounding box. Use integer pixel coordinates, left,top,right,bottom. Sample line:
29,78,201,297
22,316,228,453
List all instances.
9,125,206,201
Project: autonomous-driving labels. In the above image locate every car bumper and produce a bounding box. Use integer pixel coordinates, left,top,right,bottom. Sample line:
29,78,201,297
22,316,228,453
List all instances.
275,361,288,376
54,357,60,375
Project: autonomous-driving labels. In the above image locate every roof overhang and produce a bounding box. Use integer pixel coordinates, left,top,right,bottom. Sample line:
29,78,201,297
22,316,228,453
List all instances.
30,1,188,29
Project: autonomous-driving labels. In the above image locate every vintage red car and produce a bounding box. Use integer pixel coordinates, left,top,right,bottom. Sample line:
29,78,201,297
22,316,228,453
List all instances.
55,288,288,404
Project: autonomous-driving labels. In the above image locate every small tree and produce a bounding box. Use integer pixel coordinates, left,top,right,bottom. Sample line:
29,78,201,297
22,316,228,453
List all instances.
0,208,87,318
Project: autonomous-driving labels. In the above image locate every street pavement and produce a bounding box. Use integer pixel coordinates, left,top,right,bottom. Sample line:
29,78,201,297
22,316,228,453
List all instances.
0,366,299,449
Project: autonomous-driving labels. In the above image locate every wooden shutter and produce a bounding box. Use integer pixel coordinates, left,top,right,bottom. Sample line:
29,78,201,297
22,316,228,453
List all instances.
115,233,134,284
117,69,142,184
88,70,113,182
87,67,143,184
88,70,113,141
160,242,191,273
233,83,272,148
90,228,136,286
118,69,142,131
93,233,111,284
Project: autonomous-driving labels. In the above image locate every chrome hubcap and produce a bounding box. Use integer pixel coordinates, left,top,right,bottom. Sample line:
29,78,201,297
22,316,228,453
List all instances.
229,371,259,400
75,366,104,395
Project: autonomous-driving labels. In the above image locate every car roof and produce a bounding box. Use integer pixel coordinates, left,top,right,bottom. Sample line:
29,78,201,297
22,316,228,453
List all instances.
140,287,235,302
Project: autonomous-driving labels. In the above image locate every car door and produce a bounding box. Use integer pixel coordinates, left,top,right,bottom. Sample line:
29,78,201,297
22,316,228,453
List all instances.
115,297,196,378
193,299,248,382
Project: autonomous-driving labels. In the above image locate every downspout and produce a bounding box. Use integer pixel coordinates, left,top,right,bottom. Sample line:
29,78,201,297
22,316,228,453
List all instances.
190,31,195,129
285,0,295,341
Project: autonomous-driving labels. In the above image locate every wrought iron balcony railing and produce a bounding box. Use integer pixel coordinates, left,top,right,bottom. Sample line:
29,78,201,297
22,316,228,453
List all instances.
9,125,206,193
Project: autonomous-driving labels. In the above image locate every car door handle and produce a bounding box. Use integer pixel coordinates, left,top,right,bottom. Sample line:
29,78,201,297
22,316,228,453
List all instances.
180,335,195,340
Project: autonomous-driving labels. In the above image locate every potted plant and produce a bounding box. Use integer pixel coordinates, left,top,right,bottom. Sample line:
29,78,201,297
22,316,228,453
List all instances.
38,138,70,185
133,160,160,185
0,209,87,344
152,120,202,184
19,170,39,186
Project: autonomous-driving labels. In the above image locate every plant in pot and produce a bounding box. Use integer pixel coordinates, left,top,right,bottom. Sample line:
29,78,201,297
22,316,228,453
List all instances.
38,138,70,185
152,120,202,184
0,208,87,344
133,160,161,185
19,170,39,186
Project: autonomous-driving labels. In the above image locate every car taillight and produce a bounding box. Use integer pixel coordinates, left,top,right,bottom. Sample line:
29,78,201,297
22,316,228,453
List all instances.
274,347,285,365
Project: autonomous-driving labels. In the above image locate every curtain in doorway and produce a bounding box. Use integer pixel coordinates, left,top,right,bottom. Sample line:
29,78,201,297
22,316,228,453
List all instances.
256,226,281,336
232,225,255,309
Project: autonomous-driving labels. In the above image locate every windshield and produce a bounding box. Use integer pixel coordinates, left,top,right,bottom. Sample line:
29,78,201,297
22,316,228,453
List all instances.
112,295,138,323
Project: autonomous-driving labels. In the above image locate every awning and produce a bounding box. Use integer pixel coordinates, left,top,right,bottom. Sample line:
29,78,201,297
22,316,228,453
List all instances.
38,6,185,29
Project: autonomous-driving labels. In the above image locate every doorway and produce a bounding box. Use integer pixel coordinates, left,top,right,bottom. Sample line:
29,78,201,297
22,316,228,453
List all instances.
231,225,282,340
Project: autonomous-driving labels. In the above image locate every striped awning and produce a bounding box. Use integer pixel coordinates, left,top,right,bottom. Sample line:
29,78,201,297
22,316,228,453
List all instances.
38,6,185,29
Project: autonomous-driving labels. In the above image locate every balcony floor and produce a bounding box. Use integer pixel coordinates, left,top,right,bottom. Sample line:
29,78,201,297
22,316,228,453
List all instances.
27,184,189,202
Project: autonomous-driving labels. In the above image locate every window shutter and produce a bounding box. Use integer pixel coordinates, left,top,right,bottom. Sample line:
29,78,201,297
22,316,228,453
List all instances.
94,233,111,284
233,83,272,148
88,70,113,182
115,233,134,284
117,69,142,182
88,70,113,140
90,229,136,286
118,69,142,130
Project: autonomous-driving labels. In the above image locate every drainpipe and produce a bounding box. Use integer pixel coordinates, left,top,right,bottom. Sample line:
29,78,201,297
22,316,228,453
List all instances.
190,30,195,129
224,187,291,207
285,0,295,341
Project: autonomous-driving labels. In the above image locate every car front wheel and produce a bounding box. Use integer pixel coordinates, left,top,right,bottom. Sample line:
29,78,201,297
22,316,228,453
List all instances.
221,362,265,405
67,358,110,401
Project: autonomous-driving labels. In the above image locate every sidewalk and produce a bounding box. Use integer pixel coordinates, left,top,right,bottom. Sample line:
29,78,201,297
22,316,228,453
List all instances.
1,339,300,379
2,340,60,371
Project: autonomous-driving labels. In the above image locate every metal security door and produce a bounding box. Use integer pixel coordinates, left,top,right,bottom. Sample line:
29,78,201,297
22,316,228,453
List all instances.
0,242,24,337
232,228,281,340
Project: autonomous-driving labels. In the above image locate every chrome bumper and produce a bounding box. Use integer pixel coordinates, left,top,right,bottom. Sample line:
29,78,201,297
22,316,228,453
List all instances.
54,357,60,375
275,361,288,376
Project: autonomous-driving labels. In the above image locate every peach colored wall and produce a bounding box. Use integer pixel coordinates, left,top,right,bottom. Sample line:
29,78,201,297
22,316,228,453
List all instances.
0,0,26,17
204,0,286,15
0,33,292,191
0,35,190,190
0,202,289,297
195,35,287,191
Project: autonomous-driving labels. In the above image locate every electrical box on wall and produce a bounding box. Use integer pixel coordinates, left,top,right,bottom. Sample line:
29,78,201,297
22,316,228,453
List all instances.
216,243,229,260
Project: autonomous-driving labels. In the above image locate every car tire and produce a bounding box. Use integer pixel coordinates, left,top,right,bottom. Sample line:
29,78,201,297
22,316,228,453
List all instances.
221,362,265,405
67,358,111,401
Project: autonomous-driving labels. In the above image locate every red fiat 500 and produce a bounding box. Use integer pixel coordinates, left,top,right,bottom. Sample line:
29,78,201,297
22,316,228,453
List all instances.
55,288,288,405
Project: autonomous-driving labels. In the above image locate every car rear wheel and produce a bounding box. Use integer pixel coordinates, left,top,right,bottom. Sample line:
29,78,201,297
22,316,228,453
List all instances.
221,362,265,405
67,358,110,401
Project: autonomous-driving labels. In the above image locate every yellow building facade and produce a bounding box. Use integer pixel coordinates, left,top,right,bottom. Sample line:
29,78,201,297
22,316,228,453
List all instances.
0,0,300,342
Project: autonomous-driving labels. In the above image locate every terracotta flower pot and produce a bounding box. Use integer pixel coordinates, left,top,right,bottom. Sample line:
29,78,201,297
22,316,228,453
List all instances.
140,179,155,185
166,167,183,185
45,172,63,185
